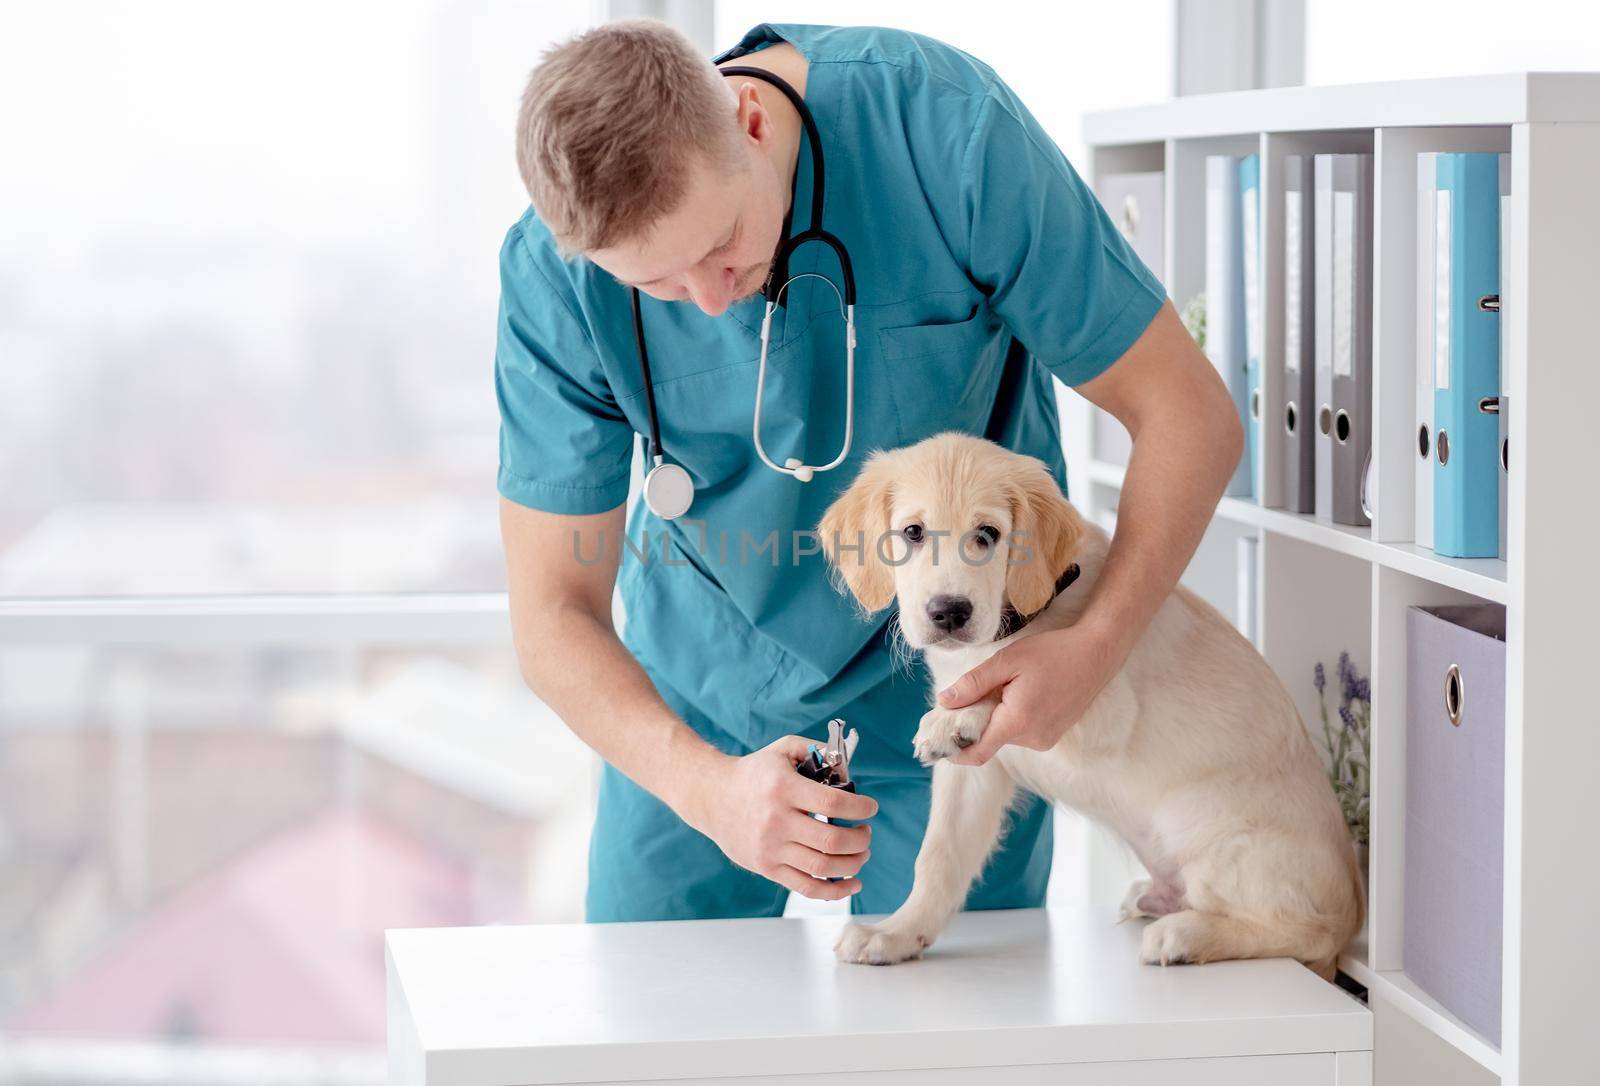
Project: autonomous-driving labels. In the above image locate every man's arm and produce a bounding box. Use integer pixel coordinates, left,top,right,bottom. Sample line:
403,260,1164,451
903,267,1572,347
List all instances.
1068,297,1244,661
939,299,1242,763
500,498,723,810
500,498,876,896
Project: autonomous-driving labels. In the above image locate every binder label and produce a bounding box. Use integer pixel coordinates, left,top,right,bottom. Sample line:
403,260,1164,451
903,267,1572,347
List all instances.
1286,189,1302,373
1417,154,1436,390
1243,185,1262,374
1204,172,1227,367
1435,189,1452,390
1334,190,1354,377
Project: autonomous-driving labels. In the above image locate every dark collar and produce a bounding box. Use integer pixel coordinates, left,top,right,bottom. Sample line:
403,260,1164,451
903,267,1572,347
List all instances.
997,563,1081,638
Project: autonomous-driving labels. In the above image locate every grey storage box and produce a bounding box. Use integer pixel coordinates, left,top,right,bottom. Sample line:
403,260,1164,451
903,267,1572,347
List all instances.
1404,603,1506,1047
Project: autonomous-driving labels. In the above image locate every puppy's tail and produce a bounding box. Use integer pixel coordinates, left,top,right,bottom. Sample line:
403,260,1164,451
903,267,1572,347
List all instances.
1310,836,1369,980
1287,839,1368,981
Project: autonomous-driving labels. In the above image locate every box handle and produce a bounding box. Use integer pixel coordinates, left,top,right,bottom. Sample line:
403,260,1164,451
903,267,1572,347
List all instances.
1444,663,1465,727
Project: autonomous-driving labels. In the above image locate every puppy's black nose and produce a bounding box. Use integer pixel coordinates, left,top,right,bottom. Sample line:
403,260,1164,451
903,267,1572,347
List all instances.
926,595,972,632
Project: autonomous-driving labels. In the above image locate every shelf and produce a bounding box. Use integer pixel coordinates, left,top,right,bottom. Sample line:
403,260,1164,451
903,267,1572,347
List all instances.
1078,78,1600,1081
1084,460,1507,604
1337,955,1503,1077
1368,543,1507,606
1083,71,1600,145
1337,948,1376,991
1084,458,1130,490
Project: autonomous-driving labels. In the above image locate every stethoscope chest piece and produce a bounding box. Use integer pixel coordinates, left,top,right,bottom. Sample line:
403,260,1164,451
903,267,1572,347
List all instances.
643,459,695,520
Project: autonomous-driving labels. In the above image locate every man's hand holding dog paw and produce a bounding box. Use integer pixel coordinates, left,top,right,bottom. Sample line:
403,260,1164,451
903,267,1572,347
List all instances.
936,622,1121,766
834,921,929,965
680,735,878,901
912,703,994,765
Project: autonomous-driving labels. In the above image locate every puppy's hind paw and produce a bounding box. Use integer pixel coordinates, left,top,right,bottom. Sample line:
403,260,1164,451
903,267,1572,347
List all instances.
1120,878,1186,922
1139,911,1204,967
834,922,928,966
1119,879,1154,923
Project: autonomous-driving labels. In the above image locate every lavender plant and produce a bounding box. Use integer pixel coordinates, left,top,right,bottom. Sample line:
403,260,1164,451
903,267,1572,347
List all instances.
1315,652,1371,846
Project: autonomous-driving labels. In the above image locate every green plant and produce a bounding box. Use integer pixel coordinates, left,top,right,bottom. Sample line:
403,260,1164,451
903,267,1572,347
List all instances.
1180,291,1207,352
1315,652,1370,846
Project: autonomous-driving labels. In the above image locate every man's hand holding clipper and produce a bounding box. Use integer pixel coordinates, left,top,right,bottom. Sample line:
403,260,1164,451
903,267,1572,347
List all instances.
680,731,876,900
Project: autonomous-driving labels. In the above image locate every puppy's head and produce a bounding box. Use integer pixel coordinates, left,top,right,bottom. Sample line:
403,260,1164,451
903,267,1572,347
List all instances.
818,433,1085,650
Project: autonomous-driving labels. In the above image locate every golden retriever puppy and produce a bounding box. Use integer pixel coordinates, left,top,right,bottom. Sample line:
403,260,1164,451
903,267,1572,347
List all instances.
818,432,1362,978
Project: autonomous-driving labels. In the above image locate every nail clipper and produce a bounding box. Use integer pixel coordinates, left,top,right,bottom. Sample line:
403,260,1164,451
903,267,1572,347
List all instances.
795,717,858,824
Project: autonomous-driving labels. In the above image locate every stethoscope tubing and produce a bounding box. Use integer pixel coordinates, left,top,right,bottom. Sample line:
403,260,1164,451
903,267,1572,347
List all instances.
634,63,855,518
753,278,855,481
631,287,666,464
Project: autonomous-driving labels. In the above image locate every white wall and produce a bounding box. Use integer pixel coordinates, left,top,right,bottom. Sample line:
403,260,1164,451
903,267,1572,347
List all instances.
1306,0,1600,85
713,2,1173,170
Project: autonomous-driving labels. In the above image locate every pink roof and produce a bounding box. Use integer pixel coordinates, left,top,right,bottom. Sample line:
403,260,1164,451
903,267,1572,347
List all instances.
16,806,495,1044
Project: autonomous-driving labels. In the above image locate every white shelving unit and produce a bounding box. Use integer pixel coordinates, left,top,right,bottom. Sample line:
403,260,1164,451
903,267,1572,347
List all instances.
1072,74,1600,1086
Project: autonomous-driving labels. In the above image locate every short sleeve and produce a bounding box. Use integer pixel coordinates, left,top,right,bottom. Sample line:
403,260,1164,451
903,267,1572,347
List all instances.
495,222,635,514
959,85,1166,386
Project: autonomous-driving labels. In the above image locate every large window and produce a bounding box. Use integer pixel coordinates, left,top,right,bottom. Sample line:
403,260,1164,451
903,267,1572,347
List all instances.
2,2,601,1081
1,641,594,1080
1,1,594,599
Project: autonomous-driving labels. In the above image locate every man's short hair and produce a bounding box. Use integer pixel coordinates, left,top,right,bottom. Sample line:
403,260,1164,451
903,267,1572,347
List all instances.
516,19,740,256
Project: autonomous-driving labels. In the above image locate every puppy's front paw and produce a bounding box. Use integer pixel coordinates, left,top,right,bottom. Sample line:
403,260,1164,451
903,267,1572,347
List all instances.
834,922,928,966
912,705,991,765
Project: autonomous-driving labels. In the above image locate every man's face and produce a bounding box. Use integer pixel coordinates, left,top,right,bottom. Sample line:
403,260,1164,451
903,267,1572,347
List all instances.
587,142,788,317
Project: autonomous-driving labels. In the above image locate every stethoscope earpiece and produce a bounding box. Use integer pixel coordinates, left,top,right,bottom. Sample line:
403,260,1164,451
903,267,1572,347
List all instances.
785,459,815,483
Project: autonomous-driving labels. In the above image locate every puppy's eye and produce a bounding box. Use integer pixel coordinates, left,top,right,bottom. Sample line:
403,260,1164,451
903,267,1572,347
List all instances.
902,524,925,544
976,524,1000,546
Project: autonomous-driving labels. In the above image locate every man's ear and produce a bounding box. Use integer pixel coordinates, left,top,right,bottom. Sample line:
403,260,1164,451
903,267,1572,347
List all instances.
733,81,770,145
1005,458,1085,616
817,455,896,613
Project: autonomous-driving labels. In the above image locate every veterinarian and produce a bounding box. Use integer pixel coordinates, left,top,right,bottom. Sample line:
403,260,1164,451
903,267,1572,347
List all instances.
497,21,1242,922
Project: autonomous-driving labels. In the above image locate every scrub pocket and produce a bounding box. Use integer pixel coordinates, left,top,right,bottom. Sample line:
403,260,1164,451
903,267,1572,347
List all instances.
619,528,790,751
876,303,1010,441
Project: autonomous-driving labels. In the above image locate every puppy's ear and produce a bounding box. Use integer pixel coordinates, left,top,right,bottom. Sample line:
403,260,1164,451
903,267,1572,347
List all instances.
818,455,896,613
1005,458,1086,616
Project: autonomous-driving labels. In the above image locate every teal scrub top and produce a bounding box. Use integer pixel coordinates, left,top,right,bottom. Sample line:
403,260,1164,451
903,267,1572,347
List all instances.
495,23,1165,751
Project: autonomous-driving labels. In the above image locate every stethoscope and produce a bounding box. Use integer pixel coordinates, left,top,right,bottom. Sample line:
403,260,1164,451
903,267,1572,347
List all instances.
634,65,857,521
